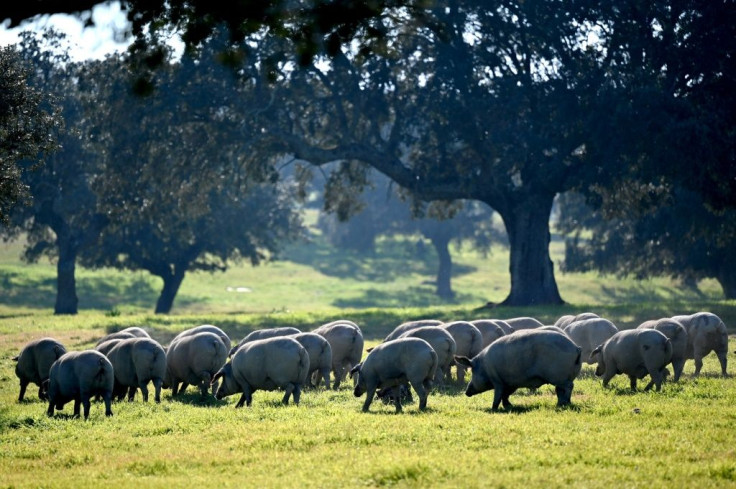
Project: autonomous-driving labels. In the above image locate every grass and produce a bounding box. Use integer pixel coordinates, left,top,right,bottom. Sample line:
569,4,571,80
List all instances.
1,229,736,487
1,331,735,488
0,231,727,317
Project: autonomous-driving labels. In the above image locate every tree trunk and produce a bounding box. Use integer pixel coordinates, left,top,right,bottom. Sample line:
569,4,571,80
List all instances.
716,267,736,300
430,235,455,299
54,235,78,315
155,267,186,314
499,194,564,306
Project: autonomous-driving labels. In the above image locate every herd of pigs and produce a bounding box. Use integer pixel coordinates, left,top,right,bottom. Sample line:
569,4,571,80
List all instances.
10,312,731,418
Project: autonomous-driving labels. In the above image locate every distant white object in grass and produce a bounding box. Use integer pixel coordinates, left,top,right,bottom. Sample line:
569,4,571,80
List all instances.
226,286,252,293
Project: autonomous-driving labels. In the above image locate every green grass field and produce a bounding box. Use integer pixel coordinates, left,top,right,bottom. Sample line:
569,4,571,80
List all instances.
1,231,735,487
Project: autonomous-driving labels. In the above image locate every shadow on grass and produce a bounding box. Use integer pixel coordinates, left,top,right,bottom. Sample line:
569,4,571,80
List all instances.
360,406,439,415
597,283,717,304
16,397,46,405
0,269,160,311
693,371,730,379
166,392,227,407
0,271,56,309
3,415,40,430
577,368,600,380
286,237,478,284
433,382,468,396
333,286,481,309
606,386,640,396
258,398,298,408
78,275,160,310
557,402,583,413
46,413,80,421
480,403,541,414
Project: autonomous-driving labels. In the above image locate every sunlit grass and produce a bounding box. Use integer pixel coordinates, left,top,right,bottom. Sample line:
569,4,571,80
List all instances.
0,327,734,488
0,232,725,317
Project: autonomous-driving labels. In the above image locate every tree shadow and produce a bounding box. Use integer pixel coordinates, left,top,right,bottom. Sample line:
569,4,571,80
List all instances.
0,269,160,311
285,237,478,283
78,275,160,309
598,283,718,304
333,286,482,309
0,271,56,309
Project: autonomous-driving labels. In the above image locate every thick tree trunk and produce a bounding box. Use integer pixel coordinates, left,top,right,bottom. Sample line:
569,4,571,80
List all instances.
716,268,736,300
54,236,78,315
155,268,186,314
430,235,454,299
499,194,564,306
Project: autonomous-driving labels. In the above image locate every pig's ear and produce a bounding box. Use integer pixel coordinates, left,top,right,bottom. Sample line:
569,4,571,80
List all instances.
211,369,225,385
349,363,362,379
454,356,472,368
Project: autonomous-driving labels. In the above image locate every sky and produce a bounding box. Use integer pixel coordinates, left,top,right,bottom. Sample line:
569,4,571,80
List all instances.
0,2,131,60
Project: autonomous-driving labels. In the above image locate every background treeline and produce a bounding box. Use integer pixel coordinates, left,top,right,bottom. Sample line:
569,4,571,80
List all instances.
1,0,734,315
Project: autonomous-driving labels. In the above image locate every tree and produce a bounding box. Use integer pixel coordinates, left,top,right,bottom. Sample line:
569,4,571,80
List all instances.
558,188,736,299
556,1,736,299
255,0,736,306
579,0,736,214
0,42,61,224
1,32,99,314
2,0,436,68
413,201,502,299
317,170,504,298
254,1,612,305
80,45,303,314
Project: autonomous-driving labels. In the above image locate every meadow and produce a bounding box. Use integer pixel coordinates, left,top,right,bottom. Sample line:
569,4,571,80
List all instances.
1,231,735,488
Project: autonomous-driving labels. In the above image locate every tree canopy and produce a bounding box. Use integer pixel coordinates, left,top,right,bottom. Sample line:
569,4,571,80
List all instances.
251,0,614,305
2,0,436,67
78,42,305,313
2,32,105,314
248,0,736,305
0,41,62,224
555,0,736,301
4,32,304,314
559,188,736,299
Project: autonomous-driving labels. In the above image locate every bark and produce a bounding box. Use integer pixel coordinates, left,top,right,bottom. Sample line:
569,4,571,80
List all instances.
50,213,107,315
154,267,187,314
54,236,78,315
716,267,736,300
499,194,564,306
430,235,455,299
